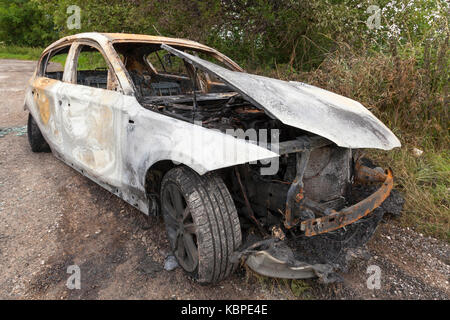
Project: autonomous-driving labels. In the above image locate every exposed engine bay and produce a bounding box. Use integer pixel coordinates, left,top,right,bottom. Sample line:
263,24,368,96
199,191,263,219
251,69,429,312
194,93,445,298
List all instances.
142,93,287,133
139,91,355,221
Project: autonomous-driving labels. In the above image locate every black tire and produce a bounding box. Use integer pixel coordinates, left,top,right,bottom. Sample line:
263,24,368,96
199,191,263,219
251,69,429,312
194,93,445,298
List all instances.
161,166,242,283
27,113,50,152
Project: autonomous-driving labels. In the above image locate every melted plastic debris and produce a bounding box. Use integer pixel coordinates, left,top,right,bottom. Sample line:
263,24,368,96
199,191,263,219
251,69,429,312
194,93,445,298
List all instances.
288,209,384,271
164,254,179,271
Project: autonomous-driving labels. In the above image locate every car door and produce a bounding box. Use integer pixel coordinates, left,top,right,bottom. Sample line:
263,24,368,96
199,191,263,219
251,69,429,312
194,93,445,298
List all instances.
57,41,126,187
30,45,72,153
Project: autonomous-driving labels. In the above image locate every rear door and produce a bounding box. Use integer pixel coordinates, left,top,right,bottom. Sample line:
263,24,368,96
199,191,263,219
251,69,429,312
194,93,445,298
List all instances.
31,45,72,153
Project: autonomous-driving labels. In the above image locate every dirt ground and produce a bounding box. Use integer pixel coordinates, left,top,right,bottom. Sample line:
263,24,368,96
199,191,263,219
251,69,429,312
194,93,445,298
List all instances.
0,59,448,300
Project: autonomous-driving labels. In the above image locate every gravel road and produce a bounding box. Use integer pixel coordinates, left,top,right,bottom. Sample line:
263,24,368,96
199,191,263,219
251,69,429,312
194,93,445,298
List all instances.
0,59,448,300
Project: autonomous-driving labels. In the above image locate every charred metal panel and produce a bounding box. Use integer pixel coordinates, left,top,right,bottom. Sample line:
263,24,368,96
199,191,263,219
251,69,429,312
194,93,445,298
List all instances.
122,97,279,178
29,77,63,152
58,83,124,186
303,147,351,202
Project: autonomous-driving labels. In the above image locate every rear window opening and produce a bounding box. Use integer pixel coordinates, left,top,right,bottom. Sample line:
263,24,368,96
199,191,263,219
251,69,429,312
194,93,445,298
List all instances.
73,45,116,90
40,45,70,80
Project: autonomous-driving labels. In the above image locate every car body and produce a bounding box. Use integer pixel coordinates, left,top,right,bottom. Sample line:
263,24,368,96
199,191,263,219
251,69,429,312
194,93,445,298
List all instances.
25,33,400,283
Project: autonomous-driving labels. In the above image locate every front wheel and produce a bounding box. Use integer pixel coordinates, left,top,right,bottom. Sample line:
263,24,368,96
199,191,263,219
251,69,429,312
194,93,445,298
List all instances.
161,166,242,283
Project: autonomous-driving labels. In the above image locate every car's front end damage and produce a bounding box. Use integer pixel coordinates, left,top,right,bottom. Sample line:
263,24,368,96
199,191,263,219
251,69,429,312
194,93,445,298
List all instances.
147,45,401,281
238,151,394,281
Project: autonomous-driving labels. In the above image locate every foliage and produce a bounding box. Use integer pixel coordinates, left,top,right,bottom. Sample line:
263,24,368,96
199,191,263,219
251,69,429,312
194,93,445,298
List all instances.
0,0,57,47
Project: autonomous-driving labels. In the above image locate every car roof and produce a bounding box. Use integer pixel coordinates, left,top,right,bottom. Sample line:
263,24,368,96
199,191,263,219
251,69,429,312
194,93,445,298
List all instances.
41,32,243,71
44,32,217,54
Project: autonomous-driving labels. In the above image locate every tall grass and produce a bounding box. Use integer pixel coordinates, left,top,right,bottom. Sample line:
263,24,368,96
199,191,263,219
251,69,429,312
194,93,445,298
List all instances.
0,44,43,60
254,40,449,241
371,148,449,240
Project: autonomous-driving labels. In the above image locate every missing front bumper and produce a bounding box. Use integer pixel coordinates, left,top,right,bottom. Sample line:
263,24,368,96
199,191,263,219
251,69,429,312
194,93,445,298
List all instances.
244,158,394,280
300,167,393,236
283,152,394,236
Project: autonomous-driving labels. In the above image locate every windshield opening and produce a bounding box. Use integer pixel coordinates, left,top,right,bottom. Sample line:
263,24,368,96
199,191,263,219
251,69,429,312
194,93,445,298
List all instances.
113,42,240,99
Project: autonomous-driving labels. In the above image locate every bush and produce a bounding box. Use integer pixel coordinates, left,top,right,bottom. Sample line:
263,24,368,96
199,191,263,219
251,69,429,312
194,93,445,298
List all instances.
0,0,57,47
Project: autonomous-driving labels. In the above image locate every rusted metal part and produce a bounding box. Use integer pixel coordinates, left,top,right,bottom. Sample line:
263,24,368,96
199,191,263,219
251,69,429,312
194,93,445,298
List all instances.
300,168,393,236
42,33,243,72
283,136,338,228
284,150,311,229
354,157,387,184
283,152,393,234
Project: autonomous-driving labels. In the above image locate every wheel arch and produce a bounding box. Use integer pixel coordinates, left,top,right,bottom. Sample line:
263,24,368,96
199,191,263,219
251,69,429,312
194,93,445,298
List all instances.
144,160,176,197
143,157,215,195
142,158,222,216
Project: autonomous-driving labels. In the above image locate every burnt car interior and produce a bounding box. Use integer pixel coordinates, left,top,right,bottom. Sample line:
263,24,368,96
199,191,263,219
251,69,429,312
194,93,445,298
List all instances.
73,45,112,89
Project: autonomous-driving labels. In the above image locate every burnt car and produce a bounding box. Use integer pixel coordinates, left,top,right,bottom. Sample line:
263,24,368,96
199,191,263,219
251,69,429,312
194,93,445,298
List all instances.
25,33,400,283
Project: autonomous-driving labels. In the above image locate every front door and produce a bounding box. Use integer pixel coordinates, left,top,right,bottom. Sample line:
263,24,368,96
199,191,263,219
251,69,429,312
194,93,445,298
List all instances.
59,42,125,187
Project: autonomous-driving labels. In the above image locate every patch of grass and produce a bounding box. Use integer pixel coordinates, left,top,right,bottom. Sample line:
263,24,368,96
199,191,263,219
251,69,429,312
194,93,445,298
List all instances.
0,45,43,60
369,146,449,241
290,279,312,298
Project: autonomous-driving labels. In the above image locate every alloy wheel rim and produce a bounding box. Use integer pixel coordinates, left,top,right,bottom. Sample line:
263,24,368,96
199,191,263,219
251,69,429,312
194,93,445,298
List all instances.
162,183,198,272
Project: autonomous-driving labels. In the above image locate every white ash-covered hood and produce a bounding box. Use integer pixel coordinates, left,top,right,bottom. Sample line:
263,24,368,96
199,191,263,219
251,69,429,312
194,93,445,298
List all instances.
162,44,401,150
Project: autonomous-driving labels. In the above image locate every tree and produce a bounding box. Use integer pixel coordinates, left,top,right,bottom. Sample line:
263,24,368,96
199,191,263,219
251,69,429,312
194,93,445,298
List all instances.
0,0,57,46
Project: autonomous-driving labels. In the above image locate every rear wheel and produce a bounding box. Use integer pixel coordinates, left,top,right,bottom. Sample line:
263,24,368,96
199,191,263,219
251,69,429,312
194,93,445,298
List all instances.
161,166,242,283
27,113,50,152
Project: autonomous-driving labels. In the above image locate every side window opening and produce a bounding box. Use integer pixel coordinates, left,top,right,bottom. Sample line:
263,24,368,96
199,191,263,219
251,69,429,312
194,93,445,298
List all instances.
75,45,119,91
41,46,70,80
147,51,190,77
